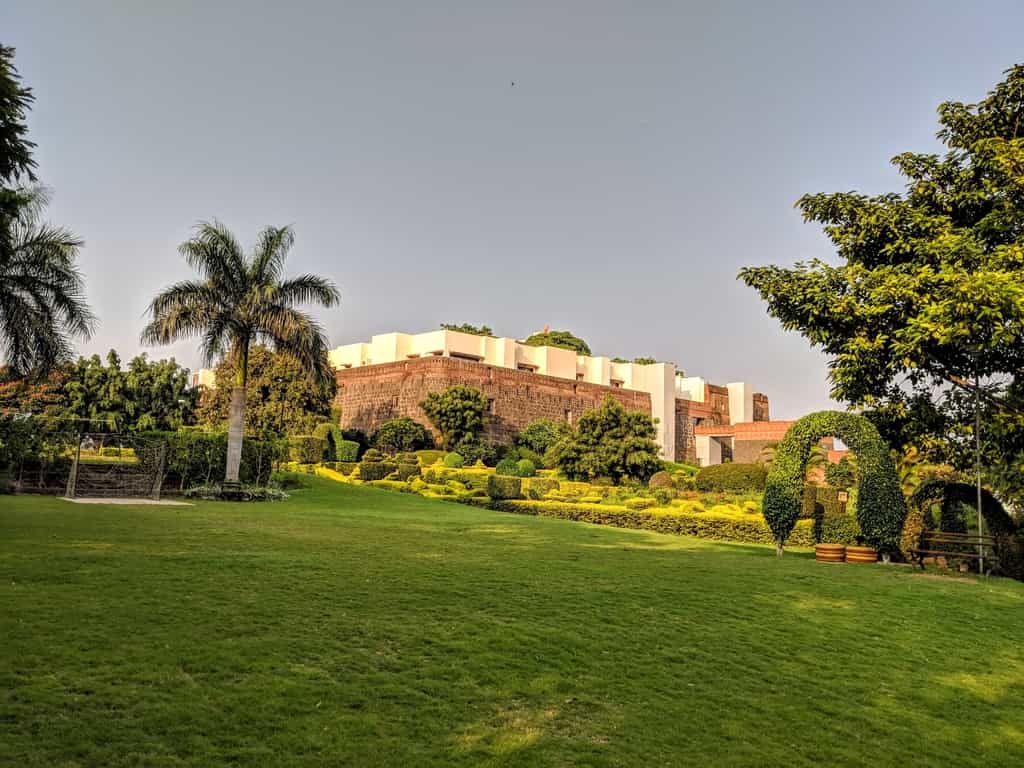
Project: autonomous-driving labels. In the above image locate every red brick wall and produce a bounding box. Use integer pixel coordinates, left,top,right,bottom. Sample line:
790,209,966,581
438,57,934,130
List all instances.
752,393,769,422
334,357,651,446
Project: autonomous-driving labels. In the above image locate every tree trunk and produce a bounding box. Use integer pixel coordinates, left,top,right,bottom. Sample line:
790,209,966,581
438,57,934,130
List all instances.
224,341,249,485
225,385,246,484
775,539,785,557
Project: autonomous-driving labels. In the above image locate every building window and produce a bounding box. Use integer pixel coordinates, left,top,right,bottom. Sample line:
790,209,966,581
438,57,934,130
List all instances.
575,373,584,381
517,364,536,373
610,379,623,389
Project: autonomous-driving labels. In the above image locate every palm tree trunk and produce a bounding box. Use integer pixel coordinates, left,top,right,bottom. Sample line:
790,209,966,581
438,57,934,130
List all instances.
224,342,249,485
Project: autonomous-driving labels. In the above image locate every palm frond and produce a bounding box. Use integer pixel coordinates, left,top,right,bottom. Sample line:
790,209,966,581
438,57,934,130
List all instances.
269,274,340,308
249,225,294,284
177,220,246,290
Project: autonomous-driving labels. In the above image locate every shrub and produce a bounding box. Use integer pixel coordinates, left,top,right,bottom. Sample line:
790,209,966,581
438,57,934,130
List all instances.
335,461,359,476
454,440,498,467
443,452,465,468
524,477,560,499
694,463,767,492
488,499,816,547
546,396,662,483
394,463,421,481
652,488,674,506
372,417,433,454
487,475,523,500
184,484,288,501
419,386,489,449
312,422,345,461
100,446,121,457
516,419,572,455
819,515,862,545
625,497,657,510
140,431,282,491
335,439,360,462
649,470,673,489
495,458,519,476
289,435,325,464
514,459,536,477
361,448,384,463
415,449,446,466
359,460,397,481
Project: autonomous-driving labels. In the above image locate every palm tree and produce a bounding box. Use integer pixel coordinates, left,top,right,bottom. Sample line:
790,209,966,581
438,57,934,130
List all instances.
0,187,95,376
142,221,339,485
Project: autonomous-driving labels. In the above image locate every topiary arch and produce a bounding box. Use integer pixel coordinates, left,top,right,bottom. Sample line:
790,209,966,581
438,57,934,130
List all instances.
763,411,906,557
909,480,1017,536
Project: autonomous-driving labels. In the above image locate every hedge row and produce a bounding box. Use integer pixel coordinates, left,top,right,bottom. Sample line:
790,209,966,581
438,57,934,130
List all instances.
489,499,816,547
694,463,768,492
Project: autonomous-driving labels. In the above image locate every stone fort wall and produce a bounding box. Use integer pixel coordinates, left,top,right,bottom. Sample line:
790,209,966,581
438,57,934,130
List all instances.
334,356,755,461
334,357,651,448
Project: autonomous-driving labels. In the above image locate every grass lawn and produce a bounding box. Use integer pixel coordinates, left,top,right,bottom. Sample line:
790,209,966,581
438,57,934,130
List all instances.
2,479,1023,766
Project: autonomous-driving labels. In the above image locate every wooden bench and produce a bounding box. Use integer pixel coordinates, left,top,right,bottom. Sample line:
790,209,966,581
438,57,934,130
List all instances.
908,530,999,575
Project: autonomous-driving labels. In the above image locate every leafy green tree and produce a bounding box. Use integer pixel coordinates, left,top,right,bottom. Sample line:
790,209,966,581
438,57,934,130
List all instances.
440,323,493,336
60,350,197,433
195,344,334,437
419,385,489,449
824,455,856,490
0,366,67,415
516,418,571,455
372,417,432,454
142,221,339,484
523,330,591,355
0,47,94,377
739,65,1024,490
546,395,662,482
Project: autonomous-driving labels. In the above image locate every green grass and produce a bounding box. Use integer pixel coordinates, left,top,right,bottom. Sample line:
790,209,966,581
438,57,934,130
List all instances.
2,478,1023,766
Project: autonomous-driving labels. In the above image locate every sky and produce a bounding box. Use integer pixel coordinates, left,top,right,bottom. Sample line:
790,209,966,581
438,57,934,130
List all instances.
3,1,1023,419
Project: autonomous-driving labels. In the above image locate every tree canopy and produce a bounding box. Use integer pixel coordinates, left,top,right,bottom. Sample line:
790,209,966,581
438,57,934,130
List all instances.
740,64,1024,497
546,395,662,482
523,330,591,355
195,344,334,436
440,323,493,336
419,385,489,450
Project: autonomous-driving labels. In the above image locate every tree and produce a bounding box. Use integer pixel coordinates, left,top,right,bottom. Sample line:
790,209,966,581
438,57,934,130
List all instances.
546,395,662,482
142,221,339,484
516,418,571,455
419,385,489,450
60,350,197,433
372,417,432,454
440,323,493,336
0,48,94,377
195,344,334,437
739,66,1024,491
523,330,591,355
0,45,36,226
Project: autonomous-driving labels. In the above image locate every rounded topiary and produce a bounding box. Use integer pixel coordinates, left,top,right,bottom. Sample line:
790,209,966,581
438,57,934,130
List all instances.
648,470,673,489
514,459,536,477
443,452,465,468
495,457,519,476
763,411,905,558
361,448,384,463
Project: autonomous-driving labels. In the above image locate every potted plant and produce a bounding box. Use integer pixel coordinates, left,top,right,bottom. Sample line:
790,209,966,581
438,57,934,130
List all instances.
845,537,878,563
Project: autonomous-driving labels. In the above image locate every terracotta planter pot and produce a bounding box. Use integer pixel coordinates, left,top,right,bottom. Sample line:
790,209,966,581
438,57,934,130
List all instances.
815,543,846,563
845,545,878,564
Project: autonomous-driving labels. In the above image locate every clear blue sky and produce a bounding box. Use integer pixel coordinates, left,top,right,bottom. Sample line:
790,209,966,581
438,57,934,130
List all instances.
4,1,1022,418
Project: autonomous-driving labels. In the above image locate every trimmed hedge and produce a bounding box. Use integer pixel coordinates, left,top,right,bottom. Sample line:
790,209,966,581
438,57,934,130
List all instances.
443,452,465,468
359,461,397,481
289,435,325,464
335,461,359,476
415,449,445,466
336,440,360,462
800,485,845,519
695,463,767,492
394,463,421,481
763,411,905,556
524,477,560,499
495,457,518,476
487,475,522,500
312,423,345,461
648,471,673,489
489,499,815,547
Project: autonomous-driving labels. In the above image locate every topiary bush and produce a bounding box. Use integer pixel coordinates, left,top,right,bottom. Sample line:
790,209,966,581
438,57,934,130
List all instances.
336,439,360,462
453,440,498,467
372,417,433,454
495,457,519,476
394,462,421,482
443,452,465,468
763,411,905,557
525,477,560,499
514,459,536,477
649,470,673,489
695,463,767,492
415,449,445,466
288,435,325,465
487,474,523,500
312,423,345,461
